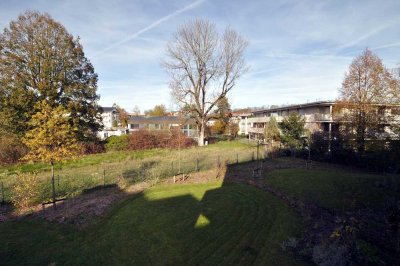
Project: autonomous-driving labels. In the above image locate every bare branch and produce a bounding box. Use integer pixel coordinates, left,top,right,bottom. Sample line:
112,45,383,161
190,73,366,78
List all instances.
164,19,248,145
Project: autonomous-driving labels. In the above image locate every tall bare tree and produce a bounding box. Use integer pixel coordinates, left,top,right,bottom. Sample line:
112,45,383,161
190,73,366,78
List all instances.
336,49,399,154
164,19,248,146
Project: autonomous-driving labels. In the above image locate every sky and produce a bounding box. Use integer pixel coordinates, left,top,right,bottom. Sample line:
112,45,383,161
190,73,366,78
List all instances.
1,0,400,112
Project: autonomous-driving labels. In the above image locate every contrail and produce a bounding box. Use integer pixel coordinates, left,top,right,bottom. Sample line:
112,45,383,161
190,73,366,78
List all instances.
95,0,207,56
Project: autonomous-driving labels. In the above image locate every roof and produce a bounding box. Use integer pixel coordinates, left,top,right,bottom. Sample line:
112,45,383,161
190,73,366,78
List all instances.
100,107,116,113
128,115,196,124
252,100,400,115
231,112,251,117
252,101,336,114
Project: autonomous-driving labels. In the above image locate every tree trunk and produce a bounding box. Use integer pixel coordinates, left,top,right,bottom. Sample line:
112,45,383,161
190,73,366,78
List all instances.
197,120,206,146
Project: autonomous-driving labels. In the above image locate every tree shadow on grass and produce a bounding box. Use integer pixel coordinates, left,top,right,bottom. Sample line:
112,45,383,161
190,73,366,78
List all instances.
0,161,302,265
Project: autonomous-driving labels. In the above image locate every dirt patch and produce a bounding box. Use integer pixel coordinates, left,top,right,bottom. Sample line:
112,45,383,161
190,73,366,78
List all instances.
0,169,220,228
0,181,151,228
163,168,225,185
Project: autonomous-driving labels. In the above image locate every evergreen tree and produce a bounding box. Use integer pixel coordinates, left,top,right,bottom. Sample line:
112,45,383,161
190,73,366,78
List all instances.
279,112,306,149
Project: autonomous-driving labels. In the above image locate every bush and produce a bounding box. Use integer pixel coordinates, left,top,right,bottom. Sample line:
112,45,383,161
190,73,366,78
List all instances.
11,172,41,209
80,140,105,154
105,135,129,151
128,129,196,150
128,130,163,150
0,134,27,165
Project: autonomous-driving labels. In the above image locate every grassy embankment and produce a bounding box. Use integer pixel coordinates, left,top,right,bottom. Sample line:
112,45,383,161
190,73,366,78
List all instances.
0,140,257,203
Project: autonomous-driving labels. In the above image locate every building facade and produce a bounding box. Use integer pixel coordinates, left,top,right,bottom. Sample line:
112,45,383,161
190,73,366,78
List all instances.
231,112,251,135
97,106,127,140
246,101,335,140
245,101,400,141
127,116,198,138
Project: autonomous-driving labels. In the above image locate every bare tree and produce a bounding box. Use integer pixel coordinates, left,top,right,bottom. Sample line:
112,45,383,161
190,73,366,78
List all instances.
132,105,141,115
335,49,399,154
164,19,248,146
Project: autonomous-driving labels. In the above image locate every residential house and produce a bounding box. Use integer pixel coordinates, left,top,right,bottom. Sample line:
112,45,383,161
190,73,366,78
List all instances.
97,106,127,140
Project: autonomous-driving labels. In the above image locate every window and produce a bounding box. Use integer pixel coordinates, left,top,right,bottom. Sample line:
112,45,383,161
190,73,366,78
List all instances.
130,124,139,129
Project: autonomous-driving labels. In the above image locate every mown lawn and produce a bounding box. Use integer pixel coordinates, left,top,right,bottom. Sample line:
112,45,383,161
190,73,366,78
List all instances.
264,167,400,213
0,182,303,265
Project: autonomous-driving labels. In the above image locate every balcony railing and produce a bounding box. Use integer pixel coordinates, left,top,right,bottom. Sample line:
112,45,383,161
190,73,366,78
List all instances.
248,127,264,134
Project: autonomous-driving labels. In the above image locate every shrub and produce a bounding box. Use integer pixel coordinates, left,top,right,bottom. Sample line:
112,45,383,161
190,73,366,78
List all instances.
128,129,196,150
11,172,41,209
0,134,27,165
129,130,163,150
105,135,129,151
80,140,105,154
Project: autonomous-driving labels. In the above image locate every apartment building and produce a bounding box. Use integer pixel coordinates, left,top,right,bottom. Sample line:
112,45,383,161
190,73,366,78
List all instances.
246,101,400,141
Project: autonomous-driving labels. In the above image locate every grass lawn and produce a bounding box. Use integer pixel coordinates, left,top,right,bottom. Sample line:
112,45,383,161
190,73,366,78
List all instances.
0,140,256,203
0,182,303,265
264,167,400,213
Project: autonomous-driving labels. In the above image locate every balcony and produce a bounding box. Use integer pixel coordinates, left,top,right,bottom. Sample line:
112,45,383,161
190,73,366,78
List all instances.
311,113,332,122
248,127,264,134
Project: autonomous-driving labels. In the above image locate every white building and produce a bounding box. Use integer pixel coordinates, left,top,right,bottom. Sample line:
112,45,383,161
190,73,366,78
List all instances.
231,112,251,135
97,106,126,140
244,101,400,141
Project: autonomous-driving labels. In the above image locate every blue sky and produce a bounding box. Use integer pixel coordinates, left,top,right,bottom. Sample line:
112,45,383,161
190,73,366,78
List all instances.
1,0,399,112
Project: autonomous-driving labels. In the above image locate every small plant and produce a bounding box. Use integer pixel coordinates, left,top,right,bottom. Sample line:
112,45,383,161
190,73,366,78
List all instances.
215,158,227,179
11,172,41,209
116,174,128,189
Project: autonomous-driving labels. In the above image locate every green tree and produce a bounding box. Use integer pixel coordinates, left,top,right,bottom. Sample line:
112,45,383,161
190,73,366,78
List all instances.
279,112,306,149
264,116,281,143
0,11,101,140
145,104,167,116
22,100,81,209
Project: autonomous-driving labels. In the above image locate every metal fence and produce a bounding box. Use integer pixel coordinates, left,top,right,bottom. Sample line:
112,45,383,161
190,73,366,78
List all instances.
0,148,265,206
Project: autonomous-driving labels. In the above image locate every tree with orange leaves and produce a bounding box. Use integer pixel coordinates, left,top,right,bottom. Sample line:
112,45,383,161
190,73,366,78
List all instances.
336,49,399,154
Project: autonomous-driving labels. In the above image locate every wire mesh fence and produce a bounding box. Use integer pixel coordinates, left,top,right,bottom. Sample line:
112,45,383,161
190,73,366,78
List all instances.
0,146,265,206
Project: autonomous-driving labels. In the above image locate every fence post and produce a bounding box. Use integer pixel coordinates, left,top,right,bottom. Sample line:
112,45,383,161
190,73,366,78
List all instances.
196,158,199,172
172,161,174,175
57,175,60,196
103,169,106,188
1,181,4,204
51,174,56,210
257,143,259,160
236,153,239,164
252,151,254,161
